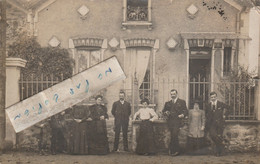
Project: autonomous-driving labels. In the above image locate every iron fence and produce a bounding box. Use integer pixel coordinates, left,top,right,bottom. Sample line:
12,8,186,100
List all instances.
19,73,63,101
19,73,256,120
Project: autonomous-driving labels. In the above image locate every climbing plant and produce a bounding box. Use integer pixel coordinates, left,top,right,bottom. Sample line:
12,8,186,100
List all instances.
8,34,73,80
217,66,256,120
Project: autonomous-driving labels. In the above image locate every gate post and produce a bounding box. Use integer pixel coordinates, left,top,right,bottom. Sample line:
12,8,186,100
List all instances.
5,58,26,147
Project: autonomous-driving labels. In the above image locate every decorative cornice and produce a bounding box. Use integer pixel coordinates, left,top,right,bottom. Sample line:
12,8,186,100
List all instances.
73,38,104,48
124,38,155,48
180,32,251,40
6,58,27,68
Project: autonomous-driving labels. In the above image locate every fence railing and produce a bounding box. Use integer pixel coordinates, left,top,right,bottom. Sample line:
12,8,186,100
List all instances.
125,77,256,120
19,73,64,101
19,73,256,120
217,81,256,120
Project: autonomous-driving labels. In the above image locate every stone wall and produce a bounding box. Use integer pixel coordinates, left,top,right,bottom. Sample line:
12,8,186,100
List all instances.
16,118,260,153
132,120,260,153
224,121,260,152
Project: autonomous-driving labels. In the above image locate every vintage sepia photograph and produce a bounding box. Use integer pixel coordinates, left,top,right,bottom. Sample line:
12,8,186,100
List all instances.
0,0,260,163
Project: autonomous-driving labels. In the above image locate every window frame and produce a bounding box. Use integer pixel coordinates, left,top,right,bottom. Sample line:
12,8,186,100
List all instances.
122,0,152,30
223,47,232,76
76,49,102,73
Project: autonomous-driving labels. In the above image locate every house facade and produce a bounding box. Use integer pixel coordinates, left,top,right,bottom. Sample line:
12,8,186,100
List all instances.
5,0,260,152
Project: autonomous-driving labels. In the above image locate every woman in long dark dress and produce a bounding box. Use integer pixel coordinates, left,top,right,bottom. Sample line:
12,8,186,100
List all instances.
68,105,89,155
87,95,109,155
133,98,158,155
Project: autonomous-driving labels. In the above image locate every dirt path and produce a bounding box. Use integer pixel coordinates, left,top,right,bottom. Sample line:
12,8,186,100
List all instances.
0,152,259,164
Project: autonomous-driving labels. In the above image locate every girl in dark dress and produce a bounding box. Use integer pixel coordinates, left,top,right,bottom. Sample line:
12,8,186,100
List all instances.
87,95,109,155
133,98,158,155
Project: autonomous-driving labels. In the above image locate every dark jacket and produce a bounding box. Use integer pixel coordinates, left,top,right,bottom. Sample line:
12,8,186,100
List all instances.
162,98,188,128
111,100,131,121
205,101,229,131
50,113,64,129
89,104,109,121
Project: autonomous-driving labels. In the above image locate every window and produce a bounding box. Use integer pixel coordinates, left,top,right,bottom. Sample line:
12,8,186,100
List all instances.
139,67,151,101
124,48,153,101
76,49,101,73
223,47,232,76
71,38,105,74
122,0,152,29
127,0,148,21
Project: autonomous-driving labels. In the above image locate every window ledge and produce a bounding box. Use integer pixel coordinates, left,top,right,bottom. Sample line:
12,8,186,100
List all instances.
122,21,152,30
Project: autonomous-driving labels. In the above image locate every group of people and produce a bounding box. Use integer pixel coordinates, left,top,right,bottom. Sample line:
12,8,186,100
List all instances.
161,89,229,157
43,89,229,157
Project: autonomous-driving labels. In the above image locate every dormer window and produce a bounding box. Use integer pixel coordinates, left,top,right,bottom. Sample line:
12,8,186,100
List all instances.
127,0,148,21
122,0,152,30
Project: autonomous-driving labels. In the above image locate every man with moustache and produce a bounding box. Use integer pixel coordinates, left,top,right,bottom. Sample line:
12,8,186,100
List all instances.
162,89,188,156
111,91,131,152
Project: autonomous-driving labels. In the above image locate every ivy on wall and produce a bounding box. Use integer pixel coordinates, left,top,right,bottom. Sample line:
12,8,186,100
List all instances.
8,34,74,80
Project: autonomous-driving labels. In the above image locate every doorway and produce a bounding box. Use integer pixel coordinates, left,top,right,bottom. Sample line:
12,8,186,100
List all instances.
189,48,211,109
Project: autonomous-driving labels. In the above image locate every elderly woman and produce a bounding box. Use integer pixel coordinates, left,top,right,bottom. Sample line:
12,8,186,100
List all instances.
133,98,158,155
87,95,109,155
187,100,206,155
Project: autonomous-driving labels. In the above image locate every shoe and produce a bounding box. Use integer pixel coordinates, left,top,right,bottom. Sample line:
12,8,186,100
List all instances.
172,152,179,156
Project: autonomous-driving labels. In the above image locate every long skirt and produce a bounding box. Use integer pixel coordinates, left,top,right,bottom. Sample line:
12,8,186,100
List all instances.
87,120,109,155
136,120,156,155
186,136,206,155
68,122,88,155
51,127,66,153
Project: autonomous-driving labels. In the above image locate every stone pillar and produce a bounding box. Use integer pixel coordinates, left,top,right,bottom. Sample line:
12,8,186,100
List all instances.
5,58,26,146
211,49,216,91
256,80,260,121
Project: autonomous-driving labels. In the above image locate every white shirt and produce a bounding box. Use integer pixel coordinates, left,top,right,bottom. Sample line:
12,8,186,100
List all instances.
120,100,124,104
133,107,158,121
172,98,178,104
211,100,218,106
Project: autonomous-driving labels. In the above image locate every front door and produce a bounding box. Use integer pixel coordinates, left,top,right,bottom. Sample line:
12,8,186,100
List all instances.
189,48,211,109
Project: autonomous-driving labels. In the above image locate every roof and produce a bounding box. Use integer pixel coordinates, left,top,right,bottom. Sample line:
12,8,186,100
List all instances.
236,0,255,7
7,0,260,13
7,0,49,11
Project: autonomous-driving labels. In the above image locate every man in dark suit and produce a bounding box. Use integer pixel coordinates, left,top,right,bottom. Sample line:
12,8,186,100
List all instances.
162,89,188,156
205,91,229,156
111,91,131,152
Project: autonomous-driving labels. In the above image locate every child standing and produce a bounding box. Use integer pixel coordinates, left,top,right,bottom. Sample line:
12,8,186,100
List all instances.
187,100,206,155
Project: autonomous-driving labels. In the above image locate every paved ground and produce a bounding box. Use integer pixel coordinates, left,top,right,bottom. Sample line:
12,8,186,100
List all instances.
0,151,259,164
